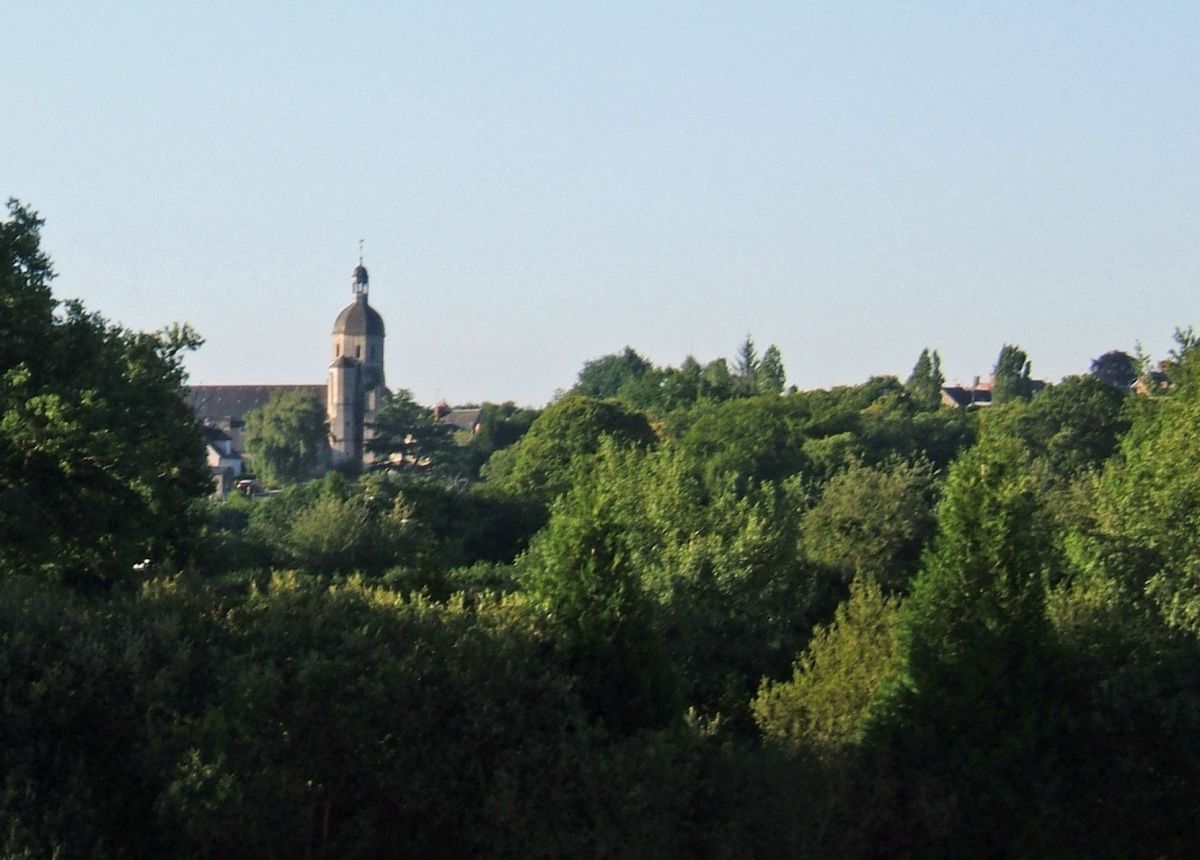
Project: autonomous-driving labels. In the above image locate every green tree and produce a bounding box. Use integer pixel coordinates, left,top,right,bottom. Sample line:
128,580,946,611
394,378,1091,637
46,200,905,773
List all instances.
0,200,210,590
701,357,738,401
519,453,682,734
658,356,705,411
991,343,1034,403
677,396,811,493
572,347,653,398
1087,346,1200,635
864,437,1067,854
366,389,460,475
461,401,540,476
754,576,901,756
904,348,944,411
800,460,937,593
733,335,760,396
981,374,1129,481
481,395,656,505
243,389,329,486
757,344,786,395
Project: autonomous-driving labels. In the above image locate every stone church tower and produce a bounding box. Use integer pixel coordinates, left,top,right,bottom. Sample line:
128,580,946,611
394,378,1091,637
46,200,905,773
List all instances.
327,259,387,470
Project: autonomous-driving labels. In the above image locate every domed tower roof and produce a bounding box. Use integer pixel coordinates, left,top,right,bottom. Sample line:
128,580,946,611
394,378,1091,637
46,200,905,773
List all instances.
353,263,369,288
332,296,385,337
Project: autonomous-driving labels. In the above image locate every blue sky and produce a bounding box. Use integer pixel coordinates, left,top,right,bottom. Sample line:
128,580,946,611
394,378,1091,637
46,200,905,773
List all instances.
5,2,1198,405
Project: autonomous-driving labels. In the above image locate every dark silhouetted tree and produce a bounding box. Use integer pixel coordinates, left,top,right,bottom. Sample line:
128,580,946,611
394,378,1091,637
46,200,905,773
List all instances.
992,343,1034,403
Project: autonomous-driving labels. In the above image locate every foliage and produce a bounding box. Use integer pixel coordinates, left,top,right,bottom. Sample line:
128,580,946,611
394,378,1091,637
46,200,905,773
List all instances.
0,200,210,590
903,347,944,411
366,388,460,475
732,335,759,395
758,344,786,395
460,400,540,477
1089,348,1138,389
979,374,1129,481
7,210,1200,857
861,437,1070,854
1088,347,1200,635
572,346,653,398
481,394,656,505
800,460,937,593
518,447,682,735
991,342,1034,403
754,576,901,756
243,388,328,486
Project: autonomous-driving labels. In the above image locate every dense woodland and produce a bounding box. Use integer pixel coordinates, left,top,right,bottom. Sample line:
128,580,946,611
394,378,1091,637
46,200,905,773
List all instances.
4,199,1200,857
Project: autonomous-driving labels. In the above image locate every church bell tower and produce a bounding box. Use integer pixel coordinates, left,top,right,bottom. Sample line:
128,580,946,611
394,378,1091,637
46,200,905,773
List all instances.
328,255,386,470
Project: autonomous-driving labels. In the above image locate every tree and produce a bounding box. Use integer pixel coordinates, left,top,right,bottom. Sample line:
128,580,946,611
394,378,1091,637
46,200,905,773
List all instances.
0,200,210,590
480,395,656,505
904,348,944,411
1164,325,1200,386
366,389,460,475
863,437,1067,853
572,347,652,399
1089,349,1138,390
677,396,811,493
757,344,786,395
754,576,901,756
461,401,540,477
800,460,937,593
243,389,329,486
733,335,760,396
1088,345,1200,635
519,445,681,735
981,374,1129,480
992,343,1034,403
701,357,738,401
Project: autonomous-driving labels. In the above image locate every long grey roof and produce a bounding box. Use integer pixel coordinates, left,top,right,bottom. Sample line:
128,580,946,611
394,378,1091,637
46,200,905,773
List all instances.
185,385,326,421
440,408,483,432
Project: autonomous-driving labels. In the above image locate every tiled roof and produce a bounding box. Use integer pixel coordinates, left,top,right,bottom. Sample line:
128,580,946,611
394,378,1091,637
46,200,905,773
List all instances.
439,408,482,432
185,385,326,421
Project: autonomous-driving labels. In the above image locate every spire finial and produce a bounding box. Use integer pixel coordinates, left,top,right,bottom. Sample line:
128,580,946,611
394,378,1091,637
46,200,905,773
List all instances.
352,242,369,294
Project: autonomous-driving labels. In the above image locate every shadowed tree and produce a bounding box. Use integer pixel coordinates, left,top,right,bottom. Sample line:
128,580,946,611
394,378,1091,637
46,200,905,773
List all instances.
244,389,329,486
366,389,460,475
992,343,1034,403
1089,350,1138,390
904,348,944,411
733,336,760,396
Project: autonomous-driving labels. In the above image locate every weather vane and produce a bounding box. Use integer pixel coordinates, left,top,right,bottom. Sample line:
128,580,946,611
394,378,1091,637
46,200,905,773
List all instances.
358,238,364,264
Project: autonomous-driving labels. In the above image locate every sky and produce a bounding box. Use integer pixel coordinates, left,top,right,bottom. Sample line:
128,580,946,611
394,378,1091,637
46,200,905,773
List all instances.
5,2,1199,406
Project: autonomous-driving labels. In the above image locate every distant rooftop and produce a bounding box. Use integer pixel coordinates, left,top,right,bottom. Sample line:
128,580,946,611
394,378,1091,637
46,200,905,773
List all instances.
186,384,326,422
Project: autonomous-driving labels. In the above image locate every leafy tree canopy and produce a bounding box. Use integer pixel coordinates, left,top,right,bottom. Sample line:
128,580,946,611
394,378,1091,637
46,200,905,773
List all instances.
758,344,787,395
572,346,653,399
1089,349,1138,390
366,389,461,476
0,200,210,590
243,389,328,486
480,395,656,505
754,576,901,757
992,343,1034,403
904,347,944,411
